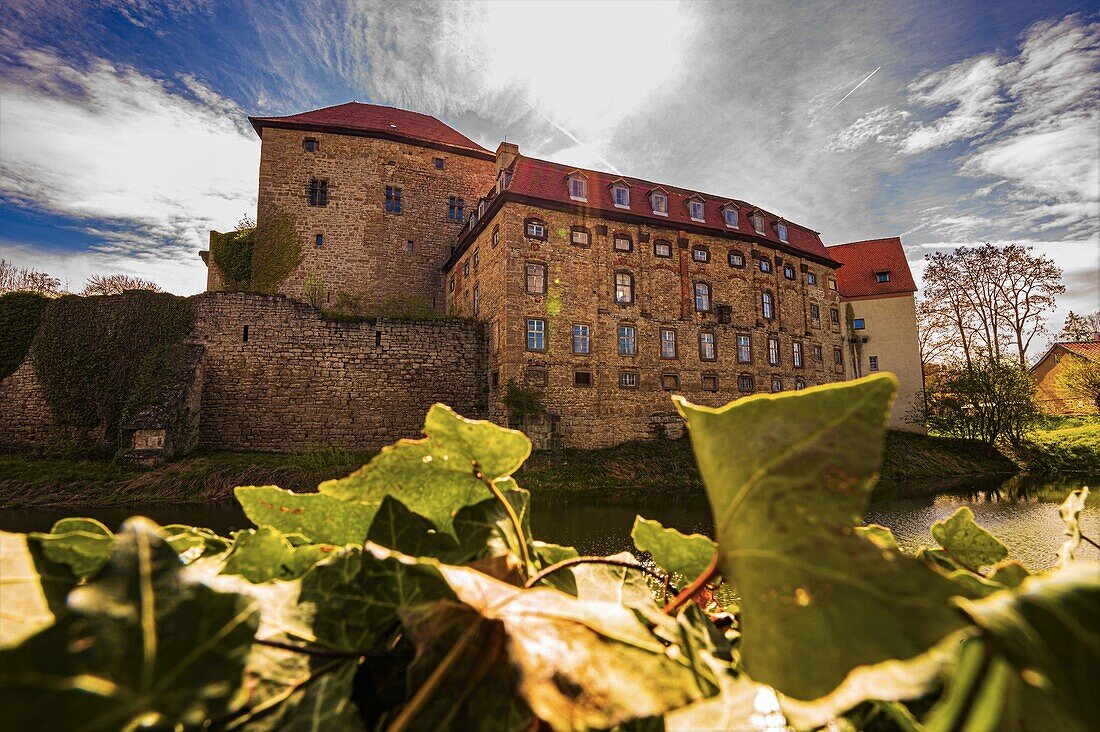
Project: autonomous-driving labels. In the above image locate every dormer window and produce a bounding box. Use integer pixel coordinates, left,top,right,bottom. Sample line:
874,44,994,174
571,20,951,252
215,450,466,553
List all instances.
688,198,705,222
568,174,588,202
650,190,668,216
612,183,630,208
875,271,891,283
777,222,789,243
723,206,739,229
750,211,765,234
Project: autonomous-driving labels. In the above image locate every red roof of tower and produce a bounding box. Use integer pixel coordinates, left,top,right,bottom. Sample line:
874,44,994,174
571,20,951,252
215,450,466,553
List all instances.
827,237,917,298
490,155,836,264
248,102,491,156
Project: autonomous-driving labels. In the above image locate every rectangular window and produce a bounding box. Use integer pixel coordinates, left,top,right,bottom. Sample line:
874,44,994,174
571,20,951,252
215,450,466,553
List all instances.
619,371,638,388
699,332,716,361
651,192,668,215
783,265,795,280
828,278,838,291
473,285,480,316
869,355,879,372
737,334,752,363
660,328,677,359
692,247,710,263
814,345,823,362
810,303,820,321
618,325,636,355
738,374,754,392
491,370,499,389
661,372,680,390
614,235,632,252
777,223,788,243
793,341,804,368
525,262,547,294
447,196,465,221
654,240,672,258
574,370,592,387
751,212,765,234
526,318,546,351
694,282,711,312
569,177,587,201
448,275,455,293
759,258,771,273
472,249,479,270
702,374,719,392
613,186,630,207
526,367,548,386
614,271,634,304
526,220,546,239
492,226,500,247
807,272,817,285
571,228,590,247
308,178,328,207
407,240,414,254
795,379,806,390
834,347,843,365
728,251,745,268
772,377,783,393
830,308,840,325
385,186,403,213
762,291,774,320
853,318,865,330
303,138,318,152
315,233,324,248
434,157,445,170
768,337,780,366
462,260,469,277
572,324,590,354
724,208,739,228
875,272,891,283
689,200,705,221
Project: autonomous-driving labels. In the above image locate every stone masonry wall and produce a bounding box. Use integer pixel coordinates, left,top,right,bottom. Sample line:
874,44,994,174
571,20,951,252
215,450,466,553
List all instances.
0,360,56,449
191,292,487,452
446,202,847,449
250,128,496,310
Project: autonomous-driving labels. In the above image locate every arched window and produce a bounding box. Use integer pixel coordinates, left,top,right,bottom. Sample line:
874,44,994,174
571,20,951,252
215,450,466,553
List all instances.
614,271,635,304
761,290,774,320
694,282,711,312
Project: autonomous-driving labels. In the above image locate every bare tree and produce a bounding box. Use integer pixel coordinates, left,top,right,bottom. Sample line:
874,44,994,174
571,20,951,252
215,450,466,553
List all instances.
81,273,162,296
915,296,957,366
1057,311,1100,341
995,244,1064,368
0,259,63,295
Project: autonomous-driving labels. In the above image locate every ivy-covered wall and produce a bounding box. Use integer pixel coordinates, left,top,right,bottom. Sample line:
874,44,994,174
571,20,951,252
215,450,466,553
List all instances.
0,292,50,381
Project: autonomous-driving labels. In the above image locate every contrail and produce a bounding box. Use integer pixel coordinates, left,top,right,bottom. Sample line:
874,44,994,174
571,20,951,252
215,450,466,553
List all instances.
829,66,881,111
522,98,622,175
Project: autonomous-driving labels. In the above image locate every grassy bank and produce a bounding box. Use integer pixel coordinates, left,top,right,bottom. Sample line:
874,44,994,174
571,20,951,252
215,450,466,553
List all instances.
1,420,1094,508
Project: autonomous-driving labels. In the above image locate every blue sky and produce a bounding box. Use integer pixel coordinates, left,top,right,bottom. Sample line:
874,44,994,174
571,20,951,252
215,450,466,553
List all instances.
1,0,1097,336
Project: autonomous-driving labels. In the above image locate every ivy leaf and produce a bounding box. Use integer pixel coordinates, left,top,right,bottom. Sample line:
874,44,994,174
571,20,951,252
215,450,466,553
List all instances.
229,653,363,732
432,562,709,731
675,375,973,700
1057,487,1089,567
631,516,717,581
532,541,580,595
571,552,660,610
319,404,531,535
0,518,259,731
161,524,230,563
235,485,375,545
987,560,1030,588
221,526,338,583
923,637,1015,732
28,517,114,580
855,523,898,549
954,562,1100,728
0,531,76,647
930,507,1008,570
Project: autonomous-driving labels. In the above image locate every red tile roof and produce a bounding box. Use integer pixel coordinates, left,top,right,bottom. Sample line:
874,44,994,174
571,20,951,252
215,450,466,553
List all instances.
496,156,835,263
827,237,917,298
1061,341,1100,361
248,102,490,156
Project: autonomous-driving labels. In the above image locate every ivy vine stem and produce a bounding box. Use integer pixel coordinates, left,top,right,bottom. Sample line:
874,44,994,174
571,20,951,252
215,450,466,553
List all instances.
473,462,534,577
254,638,374,659
524,556,670,590
662,551,720,616
1080,533,1100,551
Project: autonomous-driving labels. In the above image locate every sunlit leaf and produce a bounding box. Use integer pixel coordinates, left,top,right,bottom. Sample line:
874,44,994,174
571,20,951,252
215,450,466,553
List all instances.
1057,487,1089,567
28,517,114,580
930,507,1008,570
632,516,717,581
855,523,898,550
0,531,75,648
986,560,1030,588
235,485,375,545
319,404,531,535
571,551,660,610
161,524,230,563
222,526,338,583
0,518,259,731
229,653,363,732
954,562,1100,728
675,375,973,700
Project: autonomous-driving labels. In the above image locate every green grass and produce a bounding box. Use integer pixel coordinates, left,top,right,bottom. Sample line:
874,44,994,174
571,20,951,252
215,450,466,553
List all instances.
1020,419,1100,473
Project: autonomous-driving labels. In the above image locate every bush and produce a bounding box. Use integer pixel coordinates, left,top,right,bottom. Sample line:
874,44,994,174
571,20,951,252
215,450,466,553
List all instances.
918,359,1039,451
0,292,49,380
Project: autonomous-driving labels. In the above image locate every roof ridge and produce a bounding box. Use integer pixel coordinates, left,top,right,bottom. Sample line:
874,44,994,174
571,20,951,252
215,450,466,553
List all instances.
828,236,902,248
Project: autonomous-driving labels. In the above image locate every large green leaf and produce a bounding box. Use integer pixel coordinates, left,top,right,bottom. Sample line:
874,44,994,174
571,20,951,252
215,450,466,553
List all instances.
631,516,717,581
0,531,76,647
930,507,1008,570
28,517,115,580
235,485,375,545
675,375,973,700
570,552,661,610
923,637,1014,732
221,526,338,583
955,562,1100,728
319,404,531,535
1057,487,1089,567
0,518,259,730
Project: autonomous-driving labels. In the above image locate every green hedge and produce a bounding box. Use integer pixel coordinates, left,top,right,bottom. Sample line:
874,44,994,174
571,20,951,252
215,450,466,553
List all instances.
0,292,50,380
30,292,196,448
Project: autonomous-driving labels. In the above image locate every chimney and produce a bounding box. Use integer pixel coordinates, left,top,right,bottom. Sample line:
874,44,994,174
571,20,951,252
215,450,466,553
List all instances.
495,141,519,173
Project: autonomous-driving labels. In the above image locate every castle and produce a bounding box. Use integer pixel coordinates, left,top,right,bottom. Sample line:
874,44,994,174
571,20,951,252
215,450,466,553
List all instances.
201,102,923,449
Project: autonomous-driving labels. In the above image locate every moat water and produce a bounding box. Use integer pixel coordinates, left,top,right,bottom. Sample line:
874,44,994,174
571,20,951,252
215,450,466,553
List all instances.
2,472,1096,571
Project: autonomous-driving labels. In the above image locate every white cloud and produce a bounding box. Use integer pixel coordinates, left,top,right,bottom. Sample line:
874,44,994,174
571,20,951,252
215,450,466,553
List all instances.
826,106,908,152
0,48,258,293
903,55,1009,154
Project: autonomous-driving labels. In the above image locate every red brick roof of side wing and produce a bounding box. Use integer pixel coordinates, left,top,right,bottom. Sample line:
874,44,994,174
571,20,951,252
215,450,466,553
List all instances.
826,237,918,298
502,156,836,264
248,101,491,155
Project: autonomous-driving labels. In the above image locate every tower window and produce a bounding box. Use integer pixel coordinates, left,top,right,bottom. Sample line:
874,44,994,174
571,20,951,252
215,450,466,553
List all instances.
447,196,465,221
618,324,636,355
303,138,318,152
660,328,677,359
728,250,745,268
768,337,780,366
525,219,547,239
434,157,445,170
526,318,546,351
614,235,633,252
315,234,324,248
308,178,328,207
737,334,752,363
526,262,547,294
692,246,710,263
385,186,402,213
